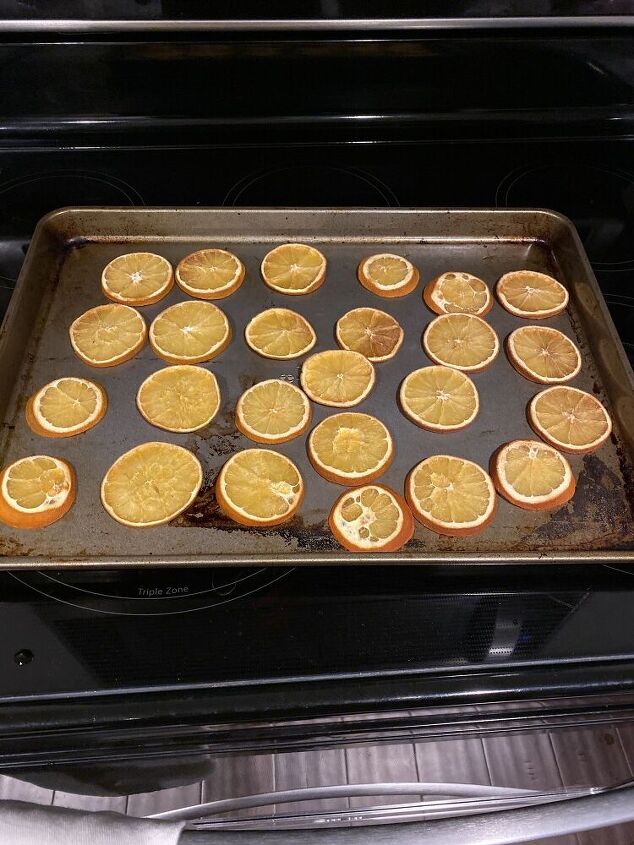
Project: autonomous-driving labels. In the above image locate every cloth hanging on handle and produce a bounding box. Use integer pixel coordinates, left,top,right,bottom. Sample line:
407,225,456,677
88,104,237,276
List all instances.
0,799,185,845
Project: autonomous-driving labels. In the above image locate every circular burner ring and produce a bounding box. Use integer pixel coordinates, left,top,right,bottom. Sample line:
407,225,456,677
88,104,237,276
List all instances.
223,163,399,208
7,566,296,617
495,161,634,269
0,168,146,284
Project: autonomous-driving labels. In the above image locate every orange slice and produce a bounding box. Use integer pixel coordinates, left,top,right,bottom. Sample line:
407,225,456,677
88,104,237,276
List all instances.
399,366,479,432
26,377,107,438
423,272,492,316
528,386,612,454
491,439,575,511
506,326,581,384
301,350,375,407
236,379,311,444
423,313,499,372
0,455,76,529
175,248,245,300
497,270,568,319
69,304,147,367
307,412,393,485
245,308,316,359
216,448,303,527
136,365,220,433
149,300,231,364
101,442,202,527
406,455,496,537
261,243,326,295
329,484,414,552
101,252,173,306
335,307,404,362
357,253,419,298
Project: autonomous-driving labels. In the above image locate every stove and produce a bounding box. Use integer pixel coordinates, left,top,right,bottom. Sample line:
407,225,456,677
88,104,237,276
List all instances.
1,15,634,771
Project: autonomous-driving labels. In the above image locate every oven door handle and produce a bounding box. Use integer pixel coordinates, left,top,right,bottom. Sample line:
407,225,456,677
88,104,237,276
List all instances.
176,782,634,844
2,18,634,33
149,782,538,822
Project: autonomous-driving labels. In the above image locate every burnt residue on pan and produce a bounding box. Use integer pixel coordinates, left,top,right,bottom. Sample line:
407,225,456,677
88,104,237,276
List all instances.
0,535,34,557
614,437,634,523
522,454,634,552
186,409,242,459
173,478,337,551
173,482,233,530
276,515,338,552
567,306,591,359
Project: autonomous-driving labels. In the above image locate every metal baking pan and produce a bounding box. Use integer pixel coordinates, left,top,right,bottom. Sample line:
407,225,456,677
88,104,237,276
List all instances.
0,207,633,568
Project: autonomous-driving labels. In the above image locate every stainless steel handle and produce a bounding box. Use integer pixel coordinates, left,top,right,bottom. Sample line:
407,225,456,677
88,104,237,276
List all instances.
0,17,634,33
179,783,634,843
149,782,537,822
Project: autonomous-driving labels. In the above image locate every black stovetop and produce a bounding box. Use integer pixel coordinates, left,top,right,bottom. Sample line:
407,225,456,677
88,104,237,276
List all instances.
1,24,634,728
1,137,633,710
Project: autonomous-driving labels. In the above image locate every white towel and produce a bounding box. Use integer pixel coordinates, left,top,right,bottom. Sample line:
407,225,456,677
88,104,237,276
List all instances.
0,799,184,844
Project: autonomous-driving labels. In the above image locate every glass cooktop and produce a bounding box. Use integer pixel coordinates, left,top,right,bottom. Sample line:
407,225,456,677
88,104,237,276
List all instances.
0,136,634,706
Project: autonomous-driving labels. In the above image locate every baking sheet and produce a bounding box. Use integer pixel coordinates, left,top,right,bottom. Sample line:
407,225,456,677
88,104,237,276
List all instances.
0,207,633,567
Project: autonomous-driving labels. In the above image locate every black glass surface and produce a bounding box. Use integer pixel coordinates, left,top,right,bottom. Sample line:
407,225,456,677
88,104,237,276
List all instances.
0,26,633,717
2,564,634,702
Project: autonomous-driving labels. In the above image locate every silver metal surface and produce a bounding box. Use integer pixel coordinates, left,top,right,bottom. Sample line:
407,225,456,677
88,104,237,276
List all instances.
0,207,632,568
0,18,633,33
180,795,590,833
179,784,634,843
148,783,538,821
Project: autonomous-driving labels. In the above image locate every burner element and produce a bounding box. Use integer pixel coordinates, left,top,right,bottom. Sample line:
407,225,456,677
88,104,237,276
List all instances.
495,162,634,269
0,169,145,288
7,567,295,617
223,164,399,207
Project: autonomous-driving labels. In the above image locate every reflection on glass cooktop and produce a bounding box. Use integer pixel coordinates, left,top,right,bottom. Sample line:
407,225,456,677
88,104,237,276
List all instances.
1,137,633,702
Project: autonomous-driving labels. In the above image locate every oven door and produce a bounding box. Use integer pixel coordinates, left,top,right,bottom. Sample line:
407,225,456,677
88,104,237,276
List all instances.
2,749,634,843
4,696,634,843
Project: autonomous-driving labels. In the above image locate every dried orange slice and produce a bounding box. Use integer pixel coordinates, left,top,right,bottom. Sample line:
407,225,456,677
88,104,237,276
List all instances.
236,379,311,444
261,243,326,295
26,377,107,438
423,313,499,372
491,439,575,511
335,307,404,362
497,270,568,319
406,455,496,537
245,308,316,360
70,304,147,367
308,412,393,485
423,272,492,316
329,484,414,552
175,248,245,300
399,366,479,432
506,326,581,384
149,300,231,364
137,365,220,433
101,442,202,527
0,455,76,529
528,386,612,454
357,253,419,298
301,350,375,407
101,252,173,306
216,448,303,527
